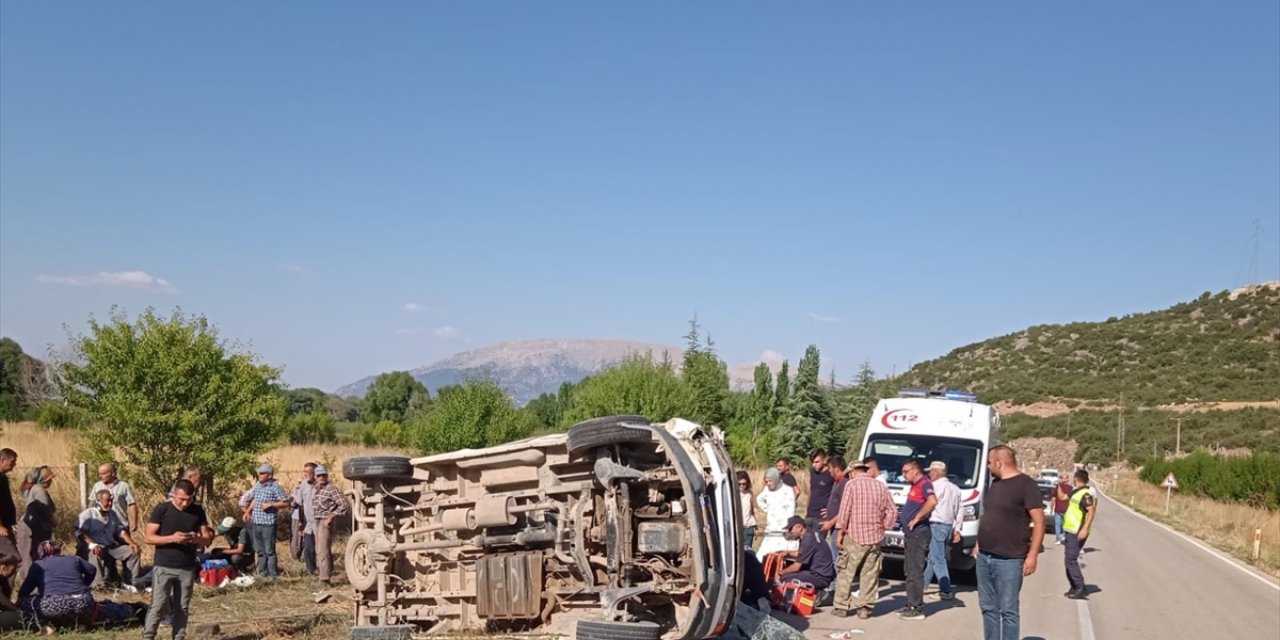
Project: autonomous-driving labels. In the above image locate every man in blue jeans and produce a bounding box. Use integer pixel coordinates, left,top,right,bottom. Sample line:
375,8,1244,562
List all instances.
923,461,963,600
246,464,290,578
972,445,1045,640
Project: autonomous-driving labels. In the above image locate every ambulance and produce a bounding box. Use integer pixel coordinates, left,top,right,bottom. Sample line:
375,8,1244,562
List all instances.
855,388,1000,571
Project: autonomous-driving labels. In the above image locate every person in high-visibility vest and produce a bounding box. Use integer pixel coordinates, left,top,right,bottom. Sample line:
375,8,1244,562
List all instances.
1062,469,1098,600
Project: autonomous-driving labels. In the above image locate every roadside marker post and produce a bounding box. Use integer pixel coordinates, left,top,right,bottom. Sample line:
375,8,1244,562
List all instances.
1162,472,1179,514
1255,529,1263,562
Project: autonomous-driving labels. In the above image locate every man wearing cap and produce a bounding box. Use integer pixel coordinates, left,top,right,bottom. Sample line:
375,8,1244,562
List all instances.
777,516,836,591
832,460,897,620
246,464,289,578
924,461,963,602
211,517,255,574
310,466,350,587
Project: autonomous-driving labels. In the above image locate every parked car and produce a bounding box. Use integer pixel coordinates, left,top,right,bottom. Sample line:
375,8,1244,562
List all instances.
341,416,742,640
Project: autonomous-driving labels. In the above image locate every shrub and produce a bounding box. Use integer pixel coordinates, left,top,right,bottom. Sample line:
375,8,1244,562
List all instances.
31,401,87,429
1140,450,1280,510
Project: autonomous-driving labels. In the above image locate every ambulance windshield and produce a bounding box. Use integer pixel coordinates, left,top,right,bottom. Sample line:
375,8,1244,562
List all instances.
865,435,984,489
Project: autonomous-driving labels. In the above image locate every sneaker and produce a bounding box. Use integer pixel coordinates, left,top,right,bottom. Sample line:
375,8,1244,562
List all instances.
857,608,871,620
831,609,849,618
1066,588,1088,600
899,607,926,620
940,591,955,601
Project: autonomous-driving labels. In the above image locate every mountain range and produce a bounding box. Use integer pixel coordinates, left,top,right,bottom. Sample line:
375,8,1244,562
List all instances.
337,282,1279,407
336,339,681,404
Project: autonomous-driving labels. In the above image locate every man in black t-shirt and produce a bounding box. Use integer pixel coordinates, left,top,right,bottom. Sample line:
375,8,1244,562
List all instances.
805,449,834,521
775,457,800,499
778,516,836,590
973,445,1045,640
142,479,213,640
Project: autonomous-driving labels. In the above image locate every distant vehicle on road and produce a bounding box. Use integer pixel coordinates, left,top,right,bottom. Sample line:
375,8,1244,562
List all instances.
1036,478,1056,511
1039,468,1061,484
856,388,1000,572
341,416,741,640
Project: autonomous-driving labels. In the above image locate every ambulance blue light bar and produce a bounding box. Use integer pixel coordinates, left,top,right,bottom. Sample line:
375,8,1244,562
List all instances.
943,390,978,403
897,388,978,402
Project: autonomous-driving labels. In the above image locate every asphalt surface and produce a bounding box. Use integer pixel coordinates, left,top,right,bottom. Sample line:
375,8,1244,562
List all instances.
771,489,1280,640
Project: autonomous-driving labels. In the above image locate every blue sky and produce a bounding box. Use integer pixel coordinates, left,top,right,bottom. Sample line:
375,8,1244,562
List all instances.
2,2,1277,392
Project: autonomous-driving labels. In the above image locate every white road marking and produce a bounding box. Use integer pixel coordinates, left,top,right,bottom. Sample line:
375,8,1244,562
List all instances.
1076,599,1096,640
1096,487,1280,592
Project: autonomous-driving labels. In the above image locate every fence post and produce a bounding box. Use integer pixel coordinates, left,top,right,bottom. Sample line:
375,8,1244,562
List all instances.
78,462,88,508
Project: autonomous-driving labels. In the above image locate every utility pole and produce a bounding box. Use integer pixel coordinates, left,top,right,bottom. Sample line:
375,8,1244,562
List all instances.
1174,417,1182,456
1067,412,1071,439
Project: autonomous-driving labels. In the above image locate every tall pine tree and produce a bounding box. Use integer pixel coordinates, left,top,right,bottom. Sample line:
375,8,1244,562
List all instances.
682,316,730,426
835,360,881,457
779,345,835,460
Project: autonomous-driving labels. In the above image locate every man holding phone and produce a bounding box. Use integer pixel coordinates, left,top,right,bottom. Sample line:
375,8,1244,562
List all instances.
142,479,213,640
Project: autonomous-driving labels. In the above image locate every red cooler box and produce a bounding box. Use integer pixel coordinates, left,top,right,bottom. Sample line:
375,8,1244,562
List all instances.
770,581,817,617
199,567,236,586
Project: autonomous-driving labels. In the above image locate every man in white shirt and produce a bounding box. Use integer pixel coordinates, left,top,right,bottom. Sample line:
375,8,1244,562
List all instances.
923,461,964,600
77,489,142,587
89,463,139,532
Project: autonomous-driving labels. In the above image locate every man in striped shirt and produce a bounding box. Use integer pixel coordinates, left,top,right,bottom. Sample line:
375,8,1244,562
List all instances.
831,464,897,620
310,466,349,587
246,464,290,578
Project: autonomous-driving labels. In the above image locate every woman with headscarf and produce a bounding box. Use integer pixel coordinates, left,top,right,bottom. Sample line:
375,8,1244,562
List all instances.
18,540,96,632
15,467,56,580
754,468,799,559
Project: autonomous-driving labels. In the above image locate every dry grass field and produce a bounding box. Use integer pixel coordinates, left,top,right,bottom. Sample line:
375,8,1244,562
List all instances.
0,421,410,548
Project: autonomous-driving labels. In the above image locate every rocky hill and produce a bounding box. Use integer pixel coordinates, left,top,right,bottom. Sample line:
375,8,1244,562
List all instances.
901,282,1280,405
336,339,682,404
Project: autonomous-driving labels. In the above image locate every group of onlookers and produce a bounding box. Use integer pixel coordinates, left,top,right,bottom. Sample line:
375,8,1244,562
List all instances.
0,449,350,636
739,446,1098,640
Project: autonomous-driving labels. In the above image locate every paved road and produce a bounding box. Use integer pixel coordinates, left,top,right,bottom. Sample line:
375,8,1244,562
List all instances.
773,490,1280,639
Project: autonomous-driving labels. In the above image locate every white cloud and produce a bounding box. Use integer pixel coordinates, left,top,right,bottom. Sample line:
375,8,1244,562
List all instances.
36,270,177,293
807,312,843,323
279,263,307,275
394,325,460,339
404,303,425,312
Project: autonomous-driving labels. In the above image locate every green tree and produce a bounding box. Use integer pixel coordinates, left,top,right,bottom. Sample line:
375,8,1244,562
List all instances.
774,360,791,418
727,362,779,466
59,309,286,495
0,338,24,420
363,371,430,423
682,317,730,426
565,354,691,424
779,345,834,460
282,409,338,444
527,381,576,430
283,387,328,416
410,378,535,454
835,361,880,458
